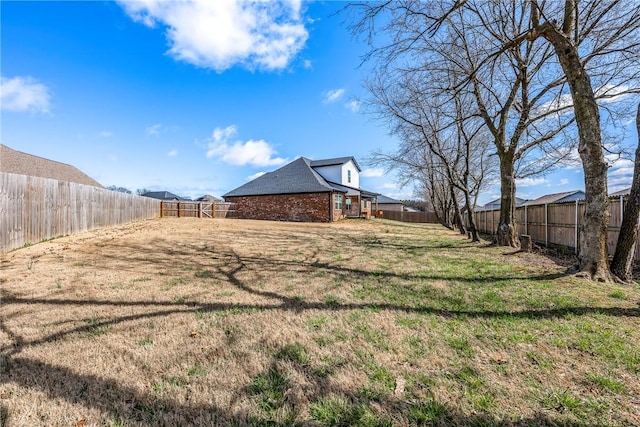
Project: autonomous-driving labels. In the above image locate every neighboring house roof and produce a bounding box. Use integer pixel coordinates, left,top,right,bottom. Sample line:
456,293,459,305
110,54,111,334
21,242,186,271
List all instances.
482,197,527,208
224,157,337,197
523,190,585,206
142,191,184,201
610,188,630,197
195,194,221,202
0,144,103,187
377,194,403,205
309,156,362,172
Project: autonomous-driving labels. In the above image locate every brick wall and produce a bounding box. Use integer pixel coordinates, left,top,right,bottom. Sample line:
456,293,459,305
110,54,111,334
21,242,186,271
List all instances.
225,192,336,222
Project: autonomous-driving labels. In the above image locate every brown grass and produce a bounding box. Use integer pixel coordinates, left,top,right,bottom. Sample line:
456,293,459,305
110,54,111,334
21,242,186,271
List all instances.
1,218,639,426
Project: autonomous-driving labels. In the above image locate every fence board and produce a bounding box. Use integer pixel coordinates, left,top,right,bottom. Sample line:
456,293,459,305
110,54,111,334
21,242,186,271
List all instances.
0,172,161,253
376,210,439,223
472,197,639,258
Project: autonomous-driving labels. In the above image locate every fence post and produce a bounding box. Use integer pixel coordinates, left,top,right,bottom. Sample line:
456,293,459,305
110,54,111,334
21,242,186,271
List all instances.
160,201,164,217
524,205,528,235
545,203,548,247
574,200,579,255
620,195,624,223
198,202,202,218
177,201,181,218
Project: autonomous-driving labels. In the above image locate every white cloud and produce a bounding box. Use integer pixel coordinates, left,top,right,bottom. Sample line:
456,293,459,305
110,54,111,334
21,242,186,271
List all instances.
559,178,569,186
206,125,288,167
516,177,548,187
168,149,178,157
361,168,385,178
0,76,51,113
595,83,632,104
146,123,163,136
345,100,361,113
324,88,345,103
247,171,266,181
118,0,308,72
303,59,312,69
534,83,633,118
99,131,113,138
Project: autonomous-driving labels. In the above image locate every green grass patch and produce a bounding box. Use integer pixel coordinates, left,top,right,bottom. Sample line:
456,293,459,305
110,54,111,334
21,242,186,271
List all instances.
309,395,390,427
250,367,289,413
275,342,309,365
84,317,111,337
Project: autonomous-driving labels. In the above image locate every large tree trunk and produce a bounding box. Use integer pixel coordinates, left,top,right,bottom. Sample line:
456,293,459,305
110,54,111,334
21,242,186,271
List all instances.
611,103,640,281
542,25,612,281
495,153,519,247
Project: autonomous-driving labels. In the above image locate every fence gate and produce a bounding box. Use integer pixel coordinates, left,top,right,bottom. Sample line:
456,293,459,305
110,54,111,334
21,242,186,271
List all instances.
160,201,236,219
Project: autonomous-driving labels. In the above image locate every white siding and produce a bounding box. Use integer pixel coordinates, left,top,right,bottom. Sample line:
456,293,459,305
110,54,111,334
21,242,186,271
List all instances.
342,160,360,189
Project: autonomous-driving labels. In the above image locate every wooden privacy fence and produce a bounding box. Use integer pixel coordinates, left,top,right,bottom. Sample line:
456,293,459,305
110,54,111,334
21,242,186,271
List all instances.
376,209,439,223
473,196,635,258
160,201,236,218
0,172,161,253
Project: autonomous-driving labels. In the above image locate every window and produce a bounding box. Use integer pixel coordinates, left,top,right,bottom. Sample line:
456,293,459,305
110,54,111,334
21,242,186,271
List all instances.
347,170,352,183
335,194,343,210
346,197,352,210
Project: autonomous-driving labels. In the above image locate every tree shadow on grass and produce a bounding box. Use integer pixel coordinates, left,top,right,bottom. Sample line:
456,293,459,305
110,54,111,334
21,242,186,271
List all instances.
0,352,599,426
1,236,637,425
76,238,575,287
1,240,639,357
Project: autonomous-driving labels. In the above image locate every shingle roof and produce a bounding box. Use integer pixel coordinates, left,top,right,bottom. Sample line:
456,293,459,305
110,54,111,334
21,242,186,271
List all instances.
0,144,103,187
195,194,222,202
479,197,528,210
223,157,336,197
377,194,403,204
142,191,184,201
523,190,585,206
310,156,361,172
610,188,631,197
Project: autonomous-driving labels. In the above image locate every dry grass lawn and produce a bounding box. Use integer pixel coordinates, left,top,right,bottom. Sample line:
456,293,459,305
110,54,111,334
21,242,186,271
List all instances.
1,218,639,426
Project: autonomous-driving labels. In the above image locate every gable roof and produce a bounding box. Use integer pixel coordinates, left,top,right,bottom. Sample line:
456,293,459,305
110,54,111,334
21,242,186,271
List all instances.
523,190,585,206
610,187,630,197
310,156,361,172
482,197,527,208
0,144,103,187
195,194,221,202
377,194,403,204
142,191,184,201
223,157,337,197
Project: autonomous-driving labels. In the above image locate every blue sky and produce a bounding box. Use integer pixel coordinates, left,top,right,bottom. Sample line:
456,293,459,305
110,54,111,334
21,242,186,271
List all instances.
1,1,637,205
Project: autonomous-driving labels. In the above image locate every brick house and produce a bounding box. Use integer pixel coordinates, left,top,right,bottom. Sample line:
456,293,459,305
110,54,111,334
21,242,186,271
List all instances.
223,156,378,222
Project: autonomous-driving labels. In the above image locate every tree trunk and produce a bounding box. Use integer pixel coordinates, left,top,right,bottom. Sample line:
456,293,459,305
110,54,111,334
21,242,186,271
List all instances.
610,103,640,281
450,186,466,234
495,153,519,247
542,27,612,281
463,192,480,242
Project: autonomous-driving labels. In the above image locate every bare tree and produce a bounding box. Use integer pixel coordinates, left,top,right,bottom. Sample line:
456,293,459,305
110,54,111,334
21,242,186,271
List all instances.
347,1,577,247
611,103,640,281
366,71,495,240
